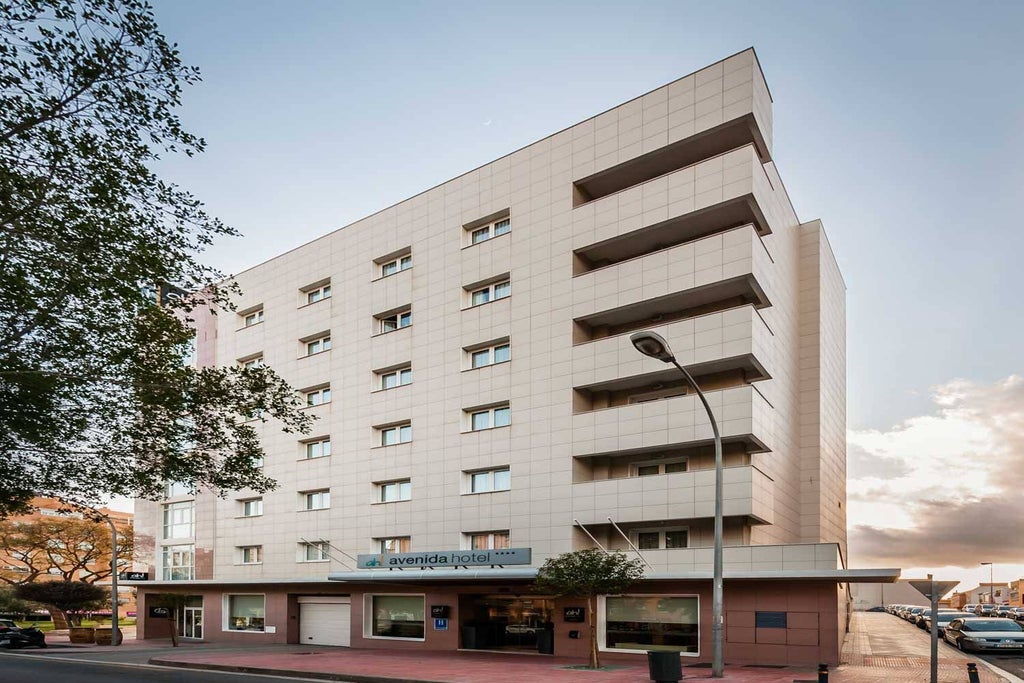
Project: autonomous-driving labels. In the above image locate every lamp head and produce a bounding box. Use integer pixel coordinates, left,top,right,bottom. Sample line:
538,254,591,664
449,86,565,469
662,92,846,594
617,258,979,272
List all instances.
630,331,675,363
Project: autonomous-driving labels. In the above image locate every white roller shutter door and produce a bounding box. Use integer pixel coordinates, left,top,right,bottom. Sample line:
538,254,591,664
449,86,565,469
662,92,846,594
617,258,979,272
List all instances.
298,596,351,647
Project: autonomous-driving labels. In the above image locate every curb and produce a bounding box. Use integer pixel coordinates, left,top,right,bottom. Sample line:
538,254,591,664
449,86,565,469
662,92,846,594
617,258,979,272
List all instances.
149,658,447,683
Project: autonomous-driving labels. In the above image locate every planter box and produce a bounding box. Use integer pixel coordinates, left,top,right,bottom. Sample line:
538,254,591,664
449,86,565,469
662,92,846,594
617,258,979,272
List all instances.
68,627,95,644
93,627,123,645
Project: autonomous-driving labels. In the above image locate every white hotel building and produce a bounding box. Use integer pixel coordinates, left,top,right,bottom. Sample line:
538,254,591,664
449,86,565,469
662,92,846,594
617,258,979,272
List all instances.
133,48,897,665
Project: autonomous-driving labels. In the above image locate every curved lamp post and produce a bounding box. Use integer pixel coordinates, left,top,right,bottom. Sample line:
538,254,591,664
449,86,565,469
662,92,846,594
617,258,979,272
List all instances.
630,330,723,678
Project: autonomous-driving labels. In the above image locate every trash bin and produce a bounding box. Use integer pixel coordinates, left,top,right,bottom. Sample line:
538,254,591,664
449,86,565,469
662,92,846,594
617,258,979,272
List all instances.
461,625,478,649
536,628,554,655
647,650,682,682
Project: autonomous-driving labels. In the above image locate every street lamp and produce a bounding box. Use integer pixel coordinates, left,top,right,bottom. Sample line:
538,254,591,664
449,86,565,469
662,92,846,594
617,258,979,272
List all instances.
630,330,724,678
980,562,994,604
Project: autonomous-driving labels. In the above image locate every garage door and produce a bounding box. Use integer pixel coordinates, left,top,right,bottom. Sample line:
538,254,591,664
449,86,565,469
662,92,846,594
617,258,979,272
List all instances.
298,596,351,647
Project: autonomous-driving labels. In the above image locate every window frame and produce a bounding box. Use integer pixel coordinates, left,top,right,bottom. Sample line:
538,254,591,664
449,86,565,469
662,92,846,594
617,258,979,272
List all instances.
380,254,412,278
305,284,332,305
240,498,263,518
223,593,266,633
376,536,411,554
378,309,412,334
161,501,195,540
377,479,412,503
160,543,195,581
300,541,330,563
466,467,511,494
302,437,331,460
465,530,510,550
239,545,263,565
379,423,412,447
466,215,511,246
379,366,412,390
363,593,426,642
469,279,511,307
632,527,690,550
305,335,332,356
242,309,264,327
469,342,511,369
304,386,331,406
598,594,700,656
631,458,689,477
302,489,331,511
468,404,511,431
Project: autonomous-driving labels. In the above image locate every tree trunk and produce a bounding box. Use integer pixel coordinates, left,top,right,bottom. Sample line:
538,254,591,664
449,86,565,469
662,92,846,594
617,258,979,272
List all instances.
48,605,70,630
168,609,179,647
588,594,599,669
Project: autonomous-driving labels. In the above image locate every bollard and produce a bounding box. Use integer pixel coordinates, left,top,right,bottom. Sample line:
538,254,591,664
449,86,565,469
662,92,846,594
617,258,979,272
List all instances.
817,662,829,683
966,662,980,683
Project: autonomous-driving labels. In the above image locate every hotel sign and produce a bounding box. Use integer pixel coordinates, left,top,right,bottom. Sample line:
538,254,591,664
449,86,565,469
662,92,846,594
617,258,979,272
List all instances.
357,547,531,569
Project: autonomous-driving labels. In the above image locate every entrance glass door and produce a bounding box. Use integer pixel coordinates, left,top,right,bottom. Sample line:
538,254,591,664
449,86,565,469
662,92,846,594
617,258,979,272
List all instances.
176,596,203,639
466,596,554,652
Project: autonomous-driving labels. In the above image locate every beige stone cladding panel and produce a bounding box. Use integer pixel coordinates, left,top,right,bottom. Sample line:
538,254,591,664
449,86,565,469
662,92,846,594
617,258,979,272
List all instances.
570,144,768,251
570,464,773,527
571,305,774,389
571,224,775,322
575,49,770,180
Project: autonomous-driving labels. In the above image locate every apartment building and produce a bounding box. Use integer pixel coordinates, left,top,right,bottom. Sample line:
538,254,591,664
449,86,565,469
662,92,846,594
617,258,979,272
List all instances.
131,49,897,666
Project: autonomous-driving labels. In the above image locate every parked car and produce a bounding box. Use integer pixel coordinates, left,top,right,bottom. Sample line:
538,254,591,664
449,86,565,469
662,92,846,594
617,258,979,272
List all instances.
905,606,927,621
993,605,1016,618
1007,607,1024,621
963,604,978,615
0,620,47,649
974,604,998,616
921,611,974,634
943,618,1024,652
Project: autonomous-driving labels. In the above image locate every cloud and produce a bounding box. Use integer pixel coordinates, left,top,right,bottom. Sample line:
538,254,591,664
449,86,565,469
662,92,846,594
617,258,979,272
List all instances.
848,375,1024,569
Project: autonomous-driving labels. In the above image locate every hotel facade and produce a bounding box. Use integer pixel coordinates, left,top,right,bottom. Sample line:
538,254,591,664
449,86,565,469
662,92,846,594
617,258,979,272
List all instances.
132,49,897,665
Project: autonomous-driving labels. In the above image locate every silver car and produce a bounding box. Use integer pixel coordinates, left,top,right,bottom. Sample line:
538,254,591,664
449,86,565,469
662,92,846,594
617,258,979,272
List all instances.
943,618,1024,652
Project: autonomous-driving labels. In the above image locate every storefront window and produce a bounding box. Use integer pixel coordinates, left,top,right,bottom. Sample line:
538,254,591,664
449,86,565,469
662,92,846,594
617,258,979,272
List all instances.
369,595,424,639
226,594,265,632
604,595,699,653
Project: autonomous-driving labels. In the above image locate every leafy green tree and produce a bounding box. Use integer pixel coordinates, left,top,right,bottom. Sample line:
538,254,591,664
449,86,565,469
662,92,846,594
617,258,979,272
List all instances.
534,549,646,668
0,584,34,617
0,516,133,584
0,0,311,517
15,580,108,626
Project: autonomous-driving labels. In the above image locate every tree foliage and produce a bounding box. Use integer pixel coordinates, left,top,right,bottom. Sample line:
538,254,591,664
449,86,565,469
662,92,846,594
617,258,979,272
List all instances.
534,549,646,668
0,0,311,516
0,583,34,615
0,516,133,584
15,580,108,625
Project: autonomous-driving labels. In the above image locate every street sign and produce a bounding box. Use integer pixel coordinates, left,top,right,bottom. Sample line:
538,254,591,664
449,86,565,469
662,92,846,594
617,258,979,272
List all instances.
908,579,958,599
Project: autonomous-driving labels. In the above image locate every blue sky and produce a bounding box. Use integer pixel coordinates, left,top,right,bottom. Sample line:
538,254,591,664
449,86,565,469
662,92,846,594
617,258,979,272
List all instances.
151,0,1024,588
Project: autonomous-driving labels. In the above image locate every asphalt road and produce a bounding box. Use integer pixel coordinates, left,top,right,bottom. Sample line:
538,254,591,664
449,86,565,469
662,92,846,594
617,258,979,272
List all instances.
976,651,1024,681
0,653,341,682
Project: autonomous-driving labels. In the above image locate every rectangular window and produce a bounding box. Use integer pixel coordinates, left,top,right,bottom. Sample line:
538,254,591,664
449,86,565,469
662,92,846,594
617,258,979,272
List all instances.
469,467,510,493
604,596,699,653
303,490,330,510
380,423,412,446
470,342,510,369
379,366,412,390
243,309,264,327
161,544,194,581
634,528,688,550
241,356,264,369
239,546,262,564
369,595,424,640
164,481,192,499
306,284,331,304
377,537,411,554
381,254,412,277
468,530,509,550
306,336,331,356
378,479,412,503
755,611,788,628
634,458,688,477
469,280,510,307
302,541,330,562
467,215,511,246
226,594,265,632
162,501,194,539
305,387,331,406
469,404,510,431
240,498,263,517
304,438,331,459
378,309,412,333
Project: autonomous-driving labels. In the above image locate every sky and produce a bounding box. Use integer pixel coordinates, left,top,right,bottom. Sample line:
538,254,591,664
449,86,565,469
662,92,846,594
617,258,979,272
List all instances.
142,0,1023,594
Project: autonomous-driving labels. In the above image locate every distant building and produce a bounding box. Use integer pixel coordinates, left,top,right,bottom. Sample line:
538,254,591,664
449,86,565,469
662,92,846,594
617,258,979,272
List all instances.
131,48,896,666
959,584,1009,606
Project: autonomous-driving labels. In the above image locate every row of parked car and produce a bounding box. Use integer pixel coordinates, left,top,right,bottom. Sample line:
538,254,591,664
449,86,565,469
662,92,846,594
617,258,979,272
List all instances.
885,604,1024,653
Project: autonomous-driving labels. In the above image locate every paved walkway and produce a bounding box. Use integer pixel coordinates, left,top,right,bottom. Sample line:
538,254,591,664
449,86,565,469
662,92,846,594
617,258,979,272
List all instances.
27,614,1020,683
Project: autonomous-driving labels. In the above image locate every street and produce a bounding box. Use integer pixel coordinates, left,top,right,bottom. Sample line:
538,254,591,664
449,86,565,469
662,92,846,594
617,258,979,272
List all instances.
0,653,335,682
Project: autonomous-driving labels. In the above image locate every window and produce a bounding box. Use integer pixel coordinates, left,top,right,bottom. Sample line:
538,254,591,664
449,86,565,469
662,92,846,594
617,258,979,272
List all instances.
306,335,331,356
305,386,331,406
164,481,192,499
379,423,412,446
303,490,330,510
468,530,509,550
226,594,265,632
239,546,262,565
251,454,264,468
379,309,412,333
378,479,412,503
301,541,330,562
242,309,264,327
469,467,510,494
303,437,331,459
468,216,511,245
469,404,510,431
469,280,510,306
240,498,263,517
379,366,412,390
470,342,510,369
634,459,688,477
161,544,194,581
377,537,411,554
381,254,412,277
162,501,194,539
306,284,331,304
241,356,264,369
368,594,424,640
755,611,788,628
635,528,688,550
604,595,699,653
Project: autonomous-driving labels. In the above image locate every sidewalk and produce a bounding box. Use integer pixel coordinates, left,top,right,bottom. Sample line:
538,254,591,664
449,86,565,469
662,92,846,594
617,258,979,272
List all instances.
27,615,1018,683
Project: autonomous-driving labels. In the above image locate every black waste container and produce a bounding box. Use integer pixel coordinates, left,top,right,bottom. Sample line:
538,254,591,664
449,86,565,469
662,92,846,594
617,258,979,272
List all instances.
647,650,682,682
536,628,554,655
461,625,478,649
